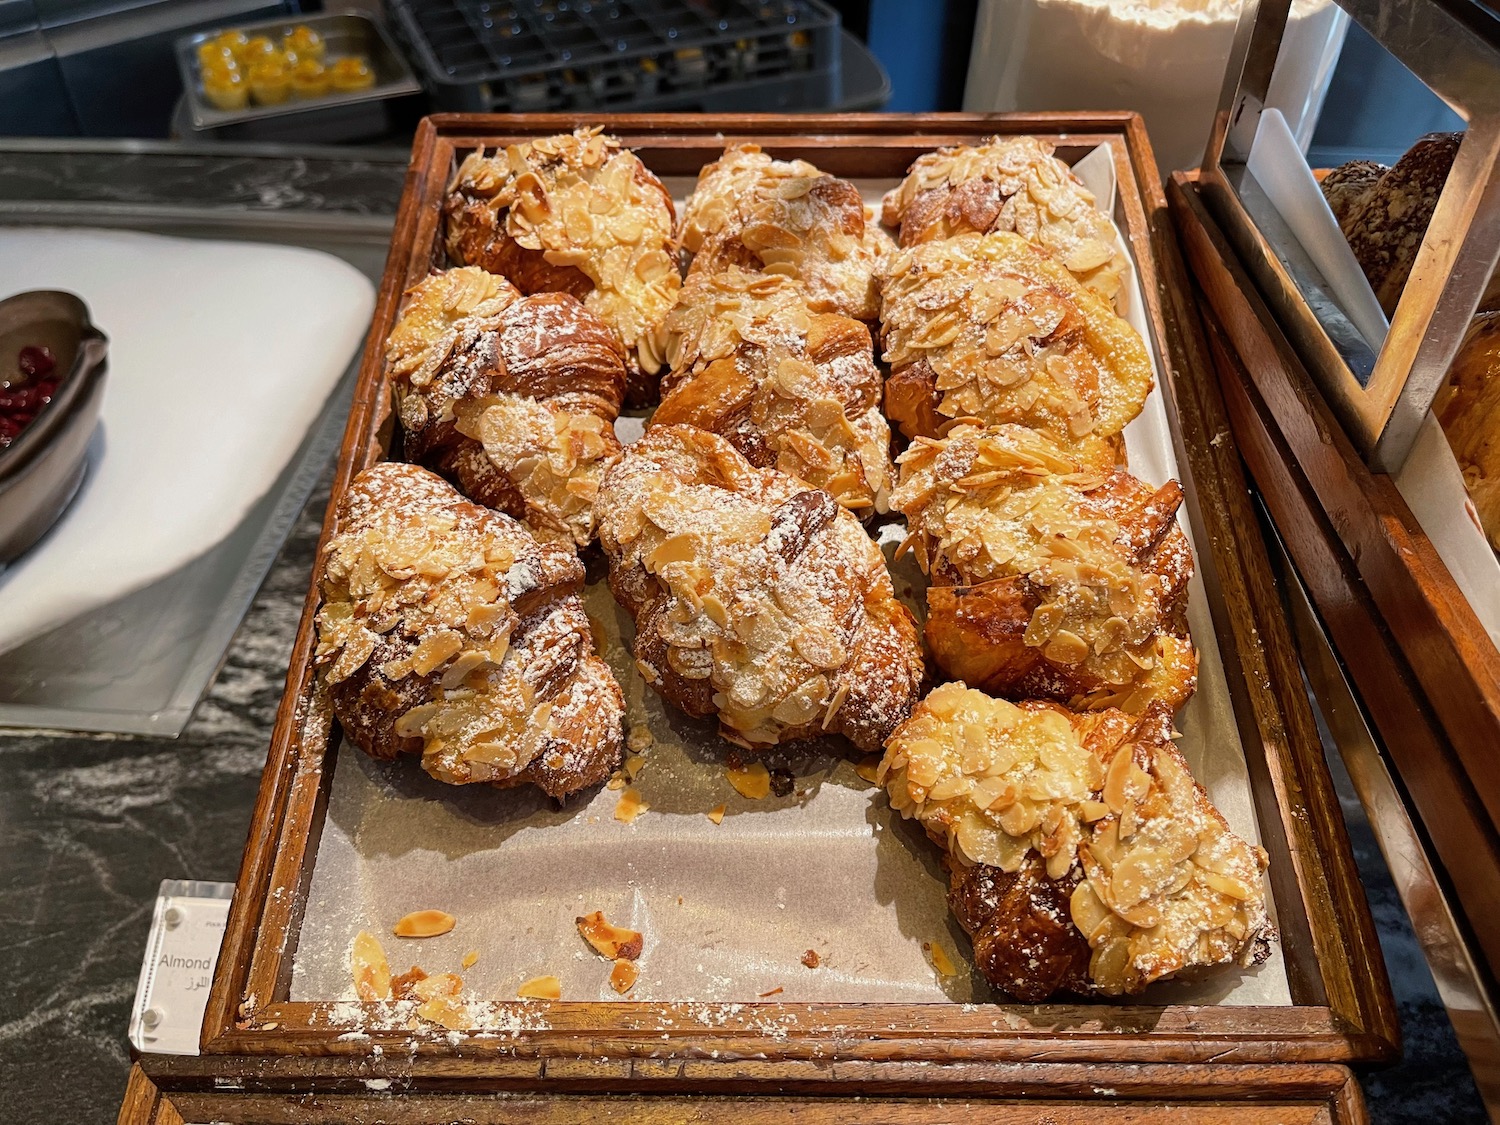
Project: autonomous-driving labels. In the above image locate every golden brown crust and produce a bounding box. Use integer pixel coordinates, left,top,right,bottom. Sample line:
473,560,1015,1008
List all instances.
882,136,1127,306
596,425,924,752
1437,312,1500,550
315,462,624,799
654,267,893,516
877,232,1152,443
893,423,1196,713
881,685,1272,999
680,144,892,322
442,128,679,405
1340,132,1462,317
386,267,628,549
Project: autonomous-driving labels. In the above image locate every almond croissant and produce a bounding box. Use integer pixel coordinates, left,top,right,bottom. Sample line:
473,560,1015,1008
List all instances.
878,231,1152,444
653,267,893,517
893,423,1197,714
680,144,892,322
443,127,679,405
881,684,1272,1000
881,135,1126,306
315,462,624,799
385,266,627,550
596,425,924,753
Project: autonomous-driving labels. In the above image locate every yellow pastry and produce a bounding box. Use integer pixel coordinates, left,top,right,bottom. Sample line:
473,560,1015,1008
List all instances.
247,60,291,105
214,29,249,60
241,35,280,66
329,55,376,92
282,25,326,61
196,41,237,73
201,68,248,111
289,58,331,99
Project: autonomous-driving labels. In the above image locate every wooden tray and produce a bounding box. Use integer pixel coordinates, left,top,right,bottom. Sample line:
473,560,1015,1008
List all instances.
195,114,1397,1076
1169,173,1500,984
118,1058,1371,1123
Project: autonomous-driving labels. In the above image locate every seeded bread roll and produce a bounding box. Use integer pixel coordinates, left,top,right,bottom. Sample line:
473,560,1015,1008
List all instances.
1436,312,1500,551
1340,132,1462,317
1318,159,1386,228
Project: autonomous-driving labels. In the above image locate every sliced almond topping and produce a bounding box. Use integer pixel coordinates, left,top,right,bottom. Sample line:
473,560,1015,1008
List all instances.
518,975,562,1000
351,930,392,1001
853,755,883,785
393,909,456,938
576,911,644,961
461,949,479,970
706,803,727,824
609,959,639,995
614,787,649,823
726,762,772,800
923,940,958,977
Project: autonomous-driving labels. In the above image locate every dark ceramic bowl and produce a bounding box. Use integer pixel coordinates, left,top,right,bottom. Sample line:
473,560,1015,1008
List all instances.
0,291,108,564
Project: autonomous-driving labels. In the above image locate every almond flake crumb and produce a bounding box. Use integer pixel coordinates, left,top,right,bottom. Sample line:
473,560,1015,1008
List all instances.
626,724,654,752
576,910,644,961
801,949,821,969
923,940,958,977
758,986,784,998
393,909,456,938
609,959,639,995
606,774,627,791
351,931,391,1001
853,756,883,785
461,949,479,970
624,753,646,779
726,762,771,800
518,975,562,1000
706,803,727,824
615,787,649,823
413,972,471,1029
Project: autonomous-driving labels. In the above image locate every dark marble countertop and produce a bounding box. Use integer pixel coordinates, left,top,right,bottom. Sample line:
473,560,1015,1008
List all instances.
0,140,1486,1125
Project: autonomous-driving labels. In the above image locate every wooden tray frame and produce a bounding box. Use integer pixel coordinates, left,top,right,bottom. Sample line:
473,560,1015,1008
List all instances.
1170,172,1500,985
194,114,1398,1074
118,1058,1371,1123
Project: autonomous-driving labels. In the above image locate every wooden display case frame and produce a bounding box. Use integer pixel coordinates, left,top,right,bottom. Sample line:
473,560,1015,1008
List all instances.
192,114,1399,1078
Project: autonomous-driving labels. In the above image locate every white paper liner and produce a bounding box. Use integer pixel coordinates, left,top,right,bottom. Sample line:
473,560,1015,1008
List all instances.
290,149,1291,1010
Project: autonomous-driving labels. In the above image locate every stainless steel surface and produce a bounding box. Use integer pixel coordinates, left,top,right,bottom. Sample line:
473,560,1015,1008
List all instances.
1203,0,1500,471
175,10,419,131
0,198,391,735
1267,519,1500,1117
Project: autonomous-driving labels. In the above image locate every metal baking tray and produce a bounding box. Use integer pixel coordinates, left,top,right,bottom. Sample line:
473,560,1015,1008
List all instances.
174,11,422,131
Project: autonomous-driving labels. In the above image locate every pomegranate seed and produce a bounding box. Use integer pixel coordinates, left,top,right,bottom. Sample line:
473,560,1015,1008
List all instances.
17,345,55,379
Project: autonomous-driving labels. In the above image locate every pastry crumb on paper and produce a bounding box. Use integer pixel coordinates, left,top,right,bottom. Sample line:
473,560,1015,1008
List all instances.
576,911,644,961
392,909,455,938
726,762,770,799
518,975,562,1000
614,787,648,822
610,959,639,994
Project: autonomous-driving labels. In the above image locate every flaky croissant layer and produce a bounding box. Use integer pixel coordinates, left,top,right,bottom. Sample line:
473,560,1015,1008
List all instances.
881,684,1272,1000
316,462,624,800
597,424,924,753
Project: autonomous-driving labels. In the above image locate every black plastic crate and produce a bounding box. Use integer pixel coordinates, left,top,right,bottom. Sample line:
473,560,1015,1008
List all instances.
386,0,840,114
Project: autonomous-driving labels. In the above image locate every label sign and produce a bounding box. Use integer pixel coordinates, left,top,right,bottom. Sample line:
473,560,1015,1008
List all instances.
129,879,234,1055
